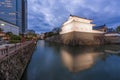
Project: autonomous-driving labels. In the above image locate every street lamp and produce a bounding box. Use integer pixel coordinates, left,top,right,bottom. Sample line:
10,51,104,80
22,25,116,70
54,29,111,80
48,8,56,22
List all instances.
0,22,5,41
0,22,5,31
0,23,5,26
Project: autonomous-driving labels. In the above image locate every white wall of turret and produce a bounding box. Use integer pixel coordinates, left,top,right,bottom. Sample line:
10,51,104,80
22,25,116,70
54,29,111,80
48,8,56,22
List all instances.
60,16,104,34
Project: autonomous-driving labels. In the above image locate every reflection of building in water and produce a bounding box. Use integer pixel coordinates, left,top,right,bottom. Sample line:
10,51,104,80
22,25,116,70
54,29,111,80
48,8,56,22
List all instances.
61,46,104,72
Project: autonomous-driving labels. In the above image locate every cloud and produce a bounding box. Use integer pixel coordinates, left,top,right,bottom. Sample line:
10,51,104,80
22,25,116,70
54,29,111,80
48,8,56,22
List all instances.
28,0,120,33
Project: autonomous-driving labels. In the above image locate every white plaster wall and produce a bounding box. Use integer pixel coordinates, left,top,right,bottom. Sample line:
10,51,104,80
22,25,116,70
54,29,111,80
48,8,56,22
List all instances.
63,19,73,26
60,21,96,34
60,22,74,34
74,21,93,32
91,30,104,33
60,21,104,34
60,16,104,34
69,16,92,24
105,33,120,36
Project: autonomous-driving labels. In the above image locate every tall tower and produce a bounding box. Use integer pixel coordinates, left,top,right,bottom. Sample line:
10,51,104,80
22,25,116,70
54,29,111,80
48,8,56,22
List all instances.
21,0,27,34
0,0,28,34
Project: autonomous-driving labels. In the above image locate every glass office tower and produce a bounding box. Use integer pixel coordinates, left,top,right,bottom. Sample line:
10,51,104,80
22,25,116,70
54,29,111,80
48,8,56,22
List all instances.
0,0,27,34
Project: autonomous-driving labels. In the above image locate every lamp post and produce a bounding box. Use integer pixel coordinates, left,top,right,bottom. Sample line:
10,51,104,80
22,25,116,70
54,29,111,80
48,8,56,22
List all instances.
0,22,5,30
0,22,5,41
0,21,5,31
0,23,5,26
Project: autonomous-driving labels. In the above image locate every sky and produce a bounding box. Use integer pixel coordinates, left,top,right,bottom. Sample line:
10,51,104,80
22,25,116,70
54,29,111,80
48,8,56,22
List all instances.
28,0,120,33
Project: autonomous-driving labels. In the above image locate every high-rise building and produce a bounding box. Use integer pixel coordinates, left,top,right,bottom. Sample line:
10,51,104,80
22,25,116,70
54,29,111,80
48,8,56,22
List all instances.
0,0,27,34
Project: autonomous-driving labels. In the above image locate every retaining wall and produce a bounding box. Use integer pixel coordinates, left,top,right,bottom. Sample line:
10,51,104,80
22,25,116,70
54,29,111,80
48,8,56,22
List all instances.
0,41,36,80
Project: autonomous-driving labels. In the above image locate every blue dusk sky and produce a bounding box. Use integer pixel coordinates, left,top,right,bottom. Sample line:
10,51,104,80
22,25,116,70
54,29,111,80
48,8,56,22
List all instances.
28,0,120,33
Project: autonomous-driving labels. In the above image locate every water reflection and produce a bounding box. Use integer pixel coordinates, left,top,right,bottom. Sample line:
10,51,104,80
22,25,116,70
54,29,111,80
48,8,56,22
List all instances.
22,41,120,80
60,45,120,72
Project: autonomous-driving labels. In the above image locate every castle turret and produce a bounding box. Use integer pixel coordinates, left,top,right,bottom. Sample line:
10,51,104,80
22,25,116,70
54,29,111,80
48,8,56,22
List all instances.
60,15,103,34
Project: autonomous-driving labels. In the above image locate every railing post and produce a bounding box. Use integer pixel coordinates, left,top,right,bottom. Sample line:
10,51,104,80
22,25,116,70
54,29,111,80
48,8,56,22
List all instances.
15,43,16,52
21,42,24,54
5,46,9,56
0,49,4,55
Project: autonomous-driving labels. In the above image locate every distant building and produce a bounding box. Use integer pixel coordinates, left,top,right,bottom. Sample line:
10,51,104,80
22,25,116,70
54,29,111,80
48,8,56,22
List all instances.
0,0,27,34
107,28,116,33
0,19,19,35
60,15,104,34
39,33,45,40
93,24,107,32
26,29,35,34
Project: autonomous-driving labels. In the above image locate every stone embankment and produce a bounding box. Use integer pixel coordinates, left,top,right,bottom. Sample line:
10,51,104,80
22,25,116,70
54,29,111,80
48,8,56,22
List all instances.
46,32,105,46
105,35,120,44
0,41,36,80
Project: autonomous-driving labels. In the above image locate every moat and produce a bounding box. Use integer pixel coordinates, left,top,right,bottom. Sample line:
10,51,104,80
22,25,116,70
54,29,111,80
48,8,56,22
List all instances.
22,40,120,80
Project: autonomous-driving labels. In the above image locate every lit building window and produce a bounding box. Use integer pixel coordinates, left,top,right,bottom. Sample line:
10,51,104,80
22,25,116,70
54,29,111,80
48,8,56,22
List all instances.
9,12,16,16
1,2,5,5
0,12,5,14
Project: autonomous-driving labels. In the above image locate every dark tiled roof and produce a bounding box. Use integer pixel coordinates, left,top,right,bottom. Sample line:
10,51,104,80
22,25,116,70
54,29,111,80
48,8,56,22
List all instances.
93,24,106,30
70,14,92,20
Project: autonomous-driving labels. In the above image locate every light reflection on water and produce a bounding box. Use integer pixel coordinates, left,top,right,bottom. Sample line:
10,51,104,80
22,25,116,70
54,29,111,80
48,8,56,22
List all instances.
61,47,100,72
61,45,120,72
22,40,120,80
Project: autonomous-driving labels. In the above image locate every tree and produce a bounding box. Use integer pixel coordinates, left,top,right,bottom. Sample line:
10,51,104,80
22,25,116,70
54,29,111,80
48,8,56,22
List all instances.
0,28,3,32
25,32,37,40
6,32,13,36
52,27,61,33
116,25,120,32
6,32,21,43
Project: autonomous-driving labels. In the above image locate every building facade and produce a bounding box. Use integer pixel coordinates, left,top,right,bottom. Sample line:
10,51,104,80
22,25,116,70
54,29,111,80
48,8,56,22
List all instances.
0,0,27,34
0,19,19,35
60,15,104,34
93,24,107,32
26,29,36,34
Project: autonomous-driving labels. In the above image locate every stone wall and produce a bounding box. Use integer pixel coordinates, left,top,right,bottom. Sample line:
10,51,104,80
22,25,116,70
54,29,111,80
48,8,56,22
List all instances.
46,32,105,46
0,42,36,80
105,36,120,44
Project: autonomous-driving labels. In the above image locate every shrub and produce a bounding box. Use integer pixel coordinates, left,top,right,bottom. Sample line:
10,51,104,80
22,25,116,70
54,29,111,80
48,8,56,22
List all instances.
9,40,20,43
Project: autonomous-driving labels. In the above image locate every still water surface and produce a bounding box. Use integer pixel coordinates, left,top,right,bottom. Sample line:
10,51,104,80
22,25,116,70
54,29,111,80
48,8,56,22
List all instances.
22,40,120,80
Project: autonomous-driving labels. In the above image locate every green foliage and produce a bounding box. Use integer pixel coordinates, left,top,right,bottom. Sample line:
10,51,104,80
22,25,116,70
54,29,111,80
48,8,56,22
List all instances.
29,33,37,37
25,37,32,41
44,31,59,38
26,32,37,40
10,35,21,40
0,28,3,32
116,25,120,32
6,32,21,43
9,40,20,43
6,32,20,40
6,32,13,36
52,27,61,33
